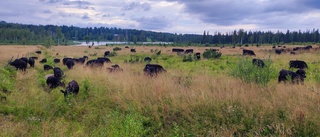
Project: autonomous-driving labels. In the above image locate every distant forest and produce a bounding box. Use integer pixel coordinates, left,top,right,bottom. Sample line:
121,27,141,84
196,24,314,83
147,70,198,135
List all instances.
0,21,319,46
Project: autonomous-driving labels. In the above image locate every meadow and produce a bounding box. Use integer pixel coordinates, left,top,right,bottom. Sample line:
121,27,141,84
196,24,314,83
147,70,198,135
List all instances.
0,44,320,136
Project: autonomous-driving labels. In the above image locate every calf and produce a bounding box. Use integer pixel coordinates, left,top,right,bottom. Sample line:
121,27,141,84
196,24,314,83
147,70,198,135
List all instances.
144,57,152,62
44,64,53,71
278,69,306,84
39,58,47,63
46,76,65,89
54,58,60,63
60,80,79,97
289,60,308,69
252,58,265,68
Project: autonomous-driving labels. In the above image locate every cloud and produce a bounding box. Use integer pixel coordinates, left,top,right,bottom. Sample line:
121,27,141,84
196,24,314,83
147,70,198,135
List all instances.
135,16,171,30
122,2,151,11
82,14,90,20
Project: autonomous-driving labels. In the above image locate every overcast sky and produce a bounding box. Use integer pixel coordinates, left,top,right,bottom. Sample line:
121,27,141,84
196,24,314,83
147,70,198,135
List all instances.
1,0,320,34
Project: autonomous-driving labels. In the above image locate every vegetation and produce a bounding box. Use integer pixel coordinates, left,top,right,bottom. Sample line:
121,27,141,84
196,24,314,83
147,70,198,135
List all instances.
0,45,320,136
202,49,222,59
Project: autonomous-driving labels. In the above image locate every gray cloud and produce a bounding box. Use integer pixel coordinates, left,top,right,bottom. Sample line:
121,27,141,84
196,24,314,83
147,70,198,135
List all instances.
122,2,151,11
82,14,90,20
135,16,170,30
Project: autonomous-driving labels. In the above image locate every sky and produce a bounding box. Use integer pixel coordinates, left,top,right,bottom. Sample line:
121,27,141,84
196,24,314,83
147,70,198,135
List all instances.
1,0,320,34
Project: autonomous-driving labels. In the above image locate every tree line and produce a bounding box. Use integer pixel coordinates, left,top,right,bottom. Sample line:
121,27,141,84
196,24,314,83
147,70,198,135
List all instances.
0,21,319,46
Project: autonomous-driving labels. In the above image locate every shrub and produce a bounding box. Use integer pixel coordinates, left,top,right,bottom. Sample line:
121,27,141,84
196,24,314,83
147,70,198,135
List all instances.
113,47,122,51
230,57,276,86
0,66,16,93
182,54,194,62
105,51,117,57
202,50,222,59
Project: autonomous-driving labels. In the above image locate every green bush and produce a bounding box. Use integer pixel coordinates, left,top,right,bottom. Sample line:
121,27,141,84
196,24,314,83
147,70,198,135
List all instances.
0,66,16,93
113,47,122,51
203,50,222,59
105,51,117,57
182,54,194,62
230,57,276,86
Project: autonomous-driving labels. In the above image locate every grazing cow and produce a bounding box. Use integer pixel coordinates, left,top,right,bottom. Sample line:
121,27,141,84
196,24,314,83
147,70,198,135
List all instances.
44,64,53,71
46,76,64,89
107,64,123,72
289,60,308,69
125,46,129,48
275,49,283,54
35,51,41,54
54,58,60,63
243,49,256,56
60,80,79,97
252,58,265,68
97,57,111,63
104,51,110,57
130,49,136,53
65,59,75,69
290,51,296,55
143,64,166,76
39,58,47,63
172,48,184,53
185,49,194,54
63,58,72,65
278,69,306,84
73,58,85,64
195,52,201,60
83,56,88,60
9,59,27,71
272,46,276,48
144,57,152,62
20,57,29,64
30,56,38,60
28,57,35,67
303,45,312,50
86,59,104,67
53,67,64,79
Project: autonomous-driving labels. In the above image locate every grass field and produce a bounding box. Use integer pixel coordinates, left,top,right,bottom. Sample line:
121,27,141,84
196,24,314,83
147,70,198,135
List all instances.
1,45,320,136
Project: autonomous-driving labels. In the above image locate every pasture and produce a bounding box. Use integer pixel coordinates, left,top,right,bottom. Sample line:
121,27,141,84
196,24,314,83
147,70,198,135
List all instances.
1,45,320,136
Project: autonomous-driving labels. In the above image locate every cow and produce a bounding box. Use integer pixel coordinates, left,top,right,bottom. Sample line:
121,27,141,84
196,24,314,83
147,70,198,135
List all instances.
30,56,38,60
278,69,306,84
195,52,201,60
39,58,47,63
290,51,296,55
28,57,35,67
272,46,276,49
172,48,184,53
143,64,166,76
60,80,79,97
46,76,65,89
107,64,123,72
125,46,129,48
73,58,85,64
97,57,111,63
53,67,64,79
252,58,265,68
185,49,194,54
54,58,60,63
130,49,136,53
243,49,256,56
20,57,29,64
86,59,104,67
83,56,88,60
144,57,152,62
63,58,72,65
289,60,308,69
9,59,27,71
44,64,53,71
104,51,111,57
275,49,283,54
65,59,75,69
35,51,41,54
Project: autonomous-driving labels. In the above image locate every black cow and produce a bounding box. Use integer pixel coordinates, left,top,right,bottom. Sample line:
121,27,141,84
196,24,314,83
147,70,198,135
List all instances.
35,51,41,54
73,58,85,64
83,56,88,60
104,51,110,57
20,57,29,64
290,51,296,55
44,64,53,71
46,76,64,89
243,49,256,56
86,59,104,67
125,46,129,48
30,56,38,60
39,58,47,63
107,64,123,72
65,59,75,69
289,60,308,69
130,49,136,53
97,57,111,63
252,58,265,68
143,64,166,76
195,52,201,60
275,49,283,54
60,80,79,97
185,49,194,54
144,57,152,62
278,69,306,84
53,67,64,79
63,58,72,65
54,58,60,63
9,59,27,71
172,48,184,53
28,57,35,67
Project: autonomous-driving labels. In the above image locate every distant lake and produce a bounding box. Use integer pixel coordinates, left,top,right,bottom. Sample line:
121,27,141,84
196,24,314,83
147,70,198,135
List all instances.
74,41,173,46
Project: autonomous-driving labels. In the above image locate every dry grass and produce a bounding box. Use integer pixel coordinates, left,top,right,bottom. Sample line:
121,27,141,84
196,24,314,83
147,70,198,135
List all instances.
1,45,320,136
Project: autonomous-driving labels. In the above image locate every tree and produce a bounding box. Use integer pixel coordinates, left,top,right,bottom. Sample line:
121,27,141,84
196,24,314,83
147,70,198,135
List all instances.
83,36,90,45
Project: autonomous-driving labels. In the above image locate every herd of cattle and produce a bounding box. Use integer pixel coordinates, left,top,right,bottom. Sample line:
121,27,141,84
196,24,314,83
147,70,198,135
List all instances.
6,45,314,97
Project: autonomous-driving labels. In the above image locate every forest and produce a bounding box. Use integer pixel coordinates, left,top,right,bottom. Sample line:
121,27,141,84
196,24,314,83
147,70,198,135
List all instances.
0,21,319,46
